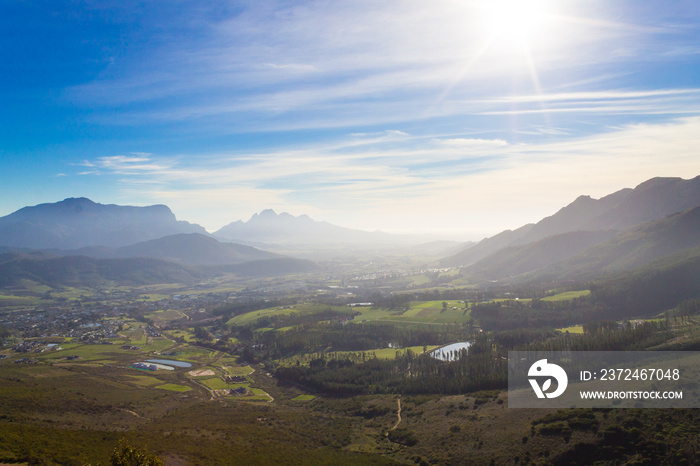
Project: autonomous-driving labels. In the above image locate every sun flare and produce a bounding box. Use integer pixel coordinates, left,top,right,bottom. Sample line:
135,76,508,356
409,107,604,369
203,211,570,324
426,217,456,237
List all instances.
479,0,554,49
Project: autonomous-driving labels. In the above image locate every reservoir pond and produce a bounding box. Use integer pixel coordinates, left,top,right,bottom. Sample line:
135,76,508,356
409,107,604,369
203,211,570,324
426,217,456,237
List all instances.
145,359,192,368
430,342,472,361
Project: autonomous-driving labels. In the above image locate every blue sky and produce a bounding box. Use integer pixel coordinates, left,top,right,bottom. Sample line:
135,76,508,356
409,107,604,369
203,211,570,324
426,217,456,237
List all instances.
1,0,700,239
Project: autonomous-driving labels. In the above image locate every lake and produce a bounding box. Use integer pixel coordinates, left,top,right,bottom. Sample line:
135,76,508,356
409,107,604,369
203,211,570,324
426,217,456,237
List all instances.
430,342,471,361
145,359,192,368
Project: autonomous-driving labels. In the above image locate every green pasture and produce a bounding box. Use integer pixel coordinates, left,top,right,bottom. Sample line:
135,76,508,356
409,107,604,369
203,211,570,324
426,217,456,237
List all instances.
292,394,316,401
39,343,130,363
354,300,471,325
165,329,197,342
224,364,254,376
557,325,584,334
143,338,177,352
542,290,591,301
16,279,53,294
51,287,96,300
173,346,219,364
226,387,271,402
227,303,353,326
127,375,163,387
200,377,229,390
156,383,191,392
38,339,172,365
12,364,76,378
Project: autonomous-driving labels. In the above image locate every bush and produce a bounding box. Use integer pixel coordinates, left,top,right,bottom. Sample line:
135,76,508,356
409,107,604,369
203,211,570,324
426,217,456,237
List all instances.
110,439,163,466
388,428,419,446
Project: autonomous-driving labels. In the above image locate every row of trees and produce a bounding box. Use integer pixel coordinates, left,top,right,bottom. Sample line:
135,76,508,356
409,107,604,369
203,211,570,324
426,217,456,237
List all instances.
273,320,671,396
244,321,475,361
275,334,506,395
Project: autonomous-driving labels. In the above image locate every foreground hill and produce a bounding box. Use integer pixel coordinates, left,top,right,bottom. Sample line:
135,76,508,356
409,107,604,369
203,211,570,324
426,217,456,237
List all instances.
443,176,700,267
0,198,207,249
67,233,281,266
0,251,317,289
0,253,204,288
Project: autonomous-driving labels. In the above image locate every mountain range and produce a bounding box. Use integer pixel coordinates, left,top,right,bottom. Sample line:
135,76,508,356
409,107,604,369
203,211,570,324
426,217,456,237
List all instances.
0,199,441,253
0,200,320,287
442,176,700,284
213,208,430,247
58,233,280,266
0,175,697,288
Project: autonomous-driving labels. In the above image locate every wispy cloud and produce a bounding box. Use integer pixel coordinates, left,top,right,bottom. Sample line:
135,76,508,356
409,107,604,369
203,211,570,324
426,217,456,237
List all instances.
63,0,694,133
75,117,700,235
93,155,173,174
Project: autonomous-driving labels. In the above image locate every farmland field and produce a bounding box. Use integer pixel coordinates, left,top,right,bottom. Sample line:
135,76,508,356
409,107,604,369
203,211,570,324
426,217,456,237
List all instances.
354,300,471,324
226,303,354,326
200,377,229,390
156,383,191,392
542,290,591,301
557,325,584,334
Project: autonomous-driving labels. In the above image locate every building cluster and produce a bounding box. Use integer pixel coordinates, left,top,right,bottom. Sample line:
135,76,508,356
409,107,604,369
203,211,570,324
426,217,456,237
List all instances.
224,375,248,383
11,341,61,353
229,387,248,396
132,362,158,371
0,305,122,339
347,267,456,283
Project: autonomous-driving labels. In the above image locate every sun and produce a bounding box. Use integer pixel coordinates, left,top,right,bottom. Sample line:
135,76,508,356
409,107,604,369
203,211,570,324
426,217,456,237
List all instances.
479,0,554,50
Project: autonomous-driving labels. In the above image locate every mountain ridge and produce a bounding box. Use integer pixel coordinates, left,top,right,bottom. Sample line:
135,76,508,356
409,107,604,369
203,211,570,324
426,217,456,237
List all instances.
0,197,208,249
64,233,281,266
214,209,430,247
442,175,700,267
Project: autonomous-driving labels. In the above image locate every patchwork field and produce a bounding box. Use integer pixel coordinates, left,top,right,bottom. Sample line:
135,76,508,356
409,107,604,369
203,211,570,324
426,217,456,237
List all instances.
542,290,591,301
354,300,471,324
226,303,355,326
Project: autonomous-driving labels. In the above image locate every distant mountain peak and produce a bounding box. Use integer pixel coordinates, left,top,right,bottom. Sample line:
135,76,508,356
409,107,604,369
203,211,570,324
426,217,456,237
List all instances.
215,209,398,246
0,198,207,249
634,176,684,189
61,197,95,204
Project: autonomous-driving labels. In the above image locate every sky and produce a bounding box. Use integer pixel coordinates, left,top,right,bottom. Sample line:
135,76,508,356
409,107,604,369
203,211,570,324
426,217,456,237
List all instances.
1,0,700,240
